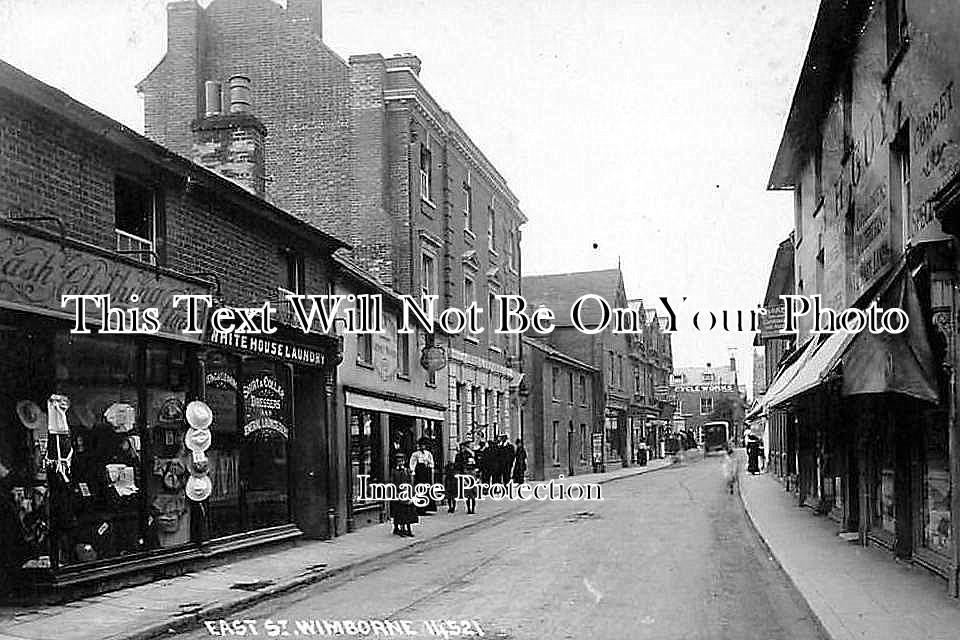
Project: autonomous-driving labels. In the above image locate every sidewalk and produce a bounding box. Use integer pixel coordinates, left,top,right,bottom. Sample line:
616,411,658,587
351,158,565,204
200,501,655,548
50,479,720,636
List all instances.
0,458,673,640
740,471,960,640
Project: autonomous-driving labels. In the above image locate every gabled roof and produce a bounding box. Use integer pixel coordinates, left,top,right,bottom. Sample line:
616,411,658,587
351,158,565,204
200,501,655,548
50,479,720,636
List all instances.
0,58,348,253
673,365,738,386
523,337,598,372
767,0,872,190
522,268,626,327
763,235,796,307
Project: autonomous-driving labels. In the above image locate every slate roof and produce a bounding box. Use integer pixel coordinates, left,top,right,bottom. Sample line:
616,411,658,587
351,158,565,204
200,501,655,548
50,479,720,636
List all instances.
522,269,626,327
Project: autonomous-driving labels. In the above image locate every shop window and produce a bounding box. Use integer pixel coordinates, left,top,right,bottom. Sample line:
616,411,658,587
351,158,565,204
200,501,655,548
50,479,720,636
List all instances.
114,175,157,265
923,414,952,557
351,410,382,505
872,423,896,537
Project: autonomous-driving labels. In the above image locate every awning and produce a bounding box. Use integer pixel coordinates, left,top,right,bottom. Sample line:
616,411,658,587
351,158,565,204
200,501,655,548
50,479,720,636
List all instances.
759,336,820,411
345,391,446,421
762,261,938,410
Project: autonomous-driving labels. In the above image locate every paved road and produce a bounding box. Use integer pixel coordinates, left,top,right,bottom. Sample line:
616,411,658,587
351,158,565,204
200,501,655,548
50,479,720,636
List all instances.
183,457,825,640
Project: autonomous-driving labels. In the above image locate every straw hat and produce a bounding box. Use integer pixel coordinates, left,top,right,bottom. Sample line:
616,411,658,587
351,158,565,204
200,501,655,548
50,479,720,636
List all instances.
185,401,213,430
184,427,211,453
16,400,46,431
185,474,212,502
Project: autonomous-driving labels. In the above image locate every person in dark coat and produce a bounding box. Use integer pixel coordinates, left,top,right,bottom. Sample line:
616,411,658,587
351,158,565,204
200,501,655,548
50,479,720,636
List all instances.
390,453,417,536
497,435,515,484
511,439,527,484
746,435,760,474
443,463,458,513
481,440,496,483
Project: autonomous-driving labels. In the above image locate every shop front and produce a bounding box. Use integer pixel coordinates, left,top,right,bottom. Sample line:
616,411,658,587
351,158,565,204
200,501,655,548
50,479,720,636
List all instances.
0,222,340,599
344,389,446,530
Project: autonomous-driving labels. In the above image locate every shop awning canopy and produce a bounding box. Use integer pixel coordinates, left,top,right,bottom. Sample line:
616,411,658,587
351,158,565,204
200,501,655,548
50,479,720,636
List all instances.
761,261,938,411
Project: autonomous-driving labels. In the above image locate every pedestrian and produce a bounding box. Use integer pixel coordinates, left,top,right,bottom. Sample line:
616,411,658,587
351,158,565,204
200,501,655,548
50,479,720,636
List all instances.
497,434,514,484
482,439,496,484
409,437,435,516
722,446,740,495
464,464,479,514
746,435,760,474
390,453,417,536
443,462,458,513
511,438,527,484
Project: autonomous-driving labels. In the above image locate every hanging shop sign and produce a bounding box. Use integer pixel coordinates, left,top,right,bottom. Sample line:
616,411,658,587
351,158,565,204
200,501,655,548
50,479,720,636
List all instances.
420,344,447,373
0,221,208,340
241,374,289,439
206,327,326,368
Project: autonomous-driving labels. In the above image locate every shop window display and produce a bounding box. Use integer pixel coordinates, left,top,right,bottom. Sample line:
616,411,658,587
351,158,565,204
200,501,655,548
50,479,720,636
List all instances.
351,410,381,504
871,424,896,537
922,414,952,557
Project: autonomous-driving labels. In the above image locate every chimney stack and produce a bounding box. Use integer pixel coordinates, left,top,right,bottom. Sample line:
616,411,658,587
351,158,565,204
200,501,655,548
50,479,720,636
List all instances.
191,74,267,198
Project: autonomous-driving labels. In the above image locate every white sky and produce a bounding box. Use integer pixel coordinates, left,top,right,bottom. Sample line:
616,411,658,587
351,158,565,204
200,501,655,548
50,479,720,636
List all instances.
0,0,820,396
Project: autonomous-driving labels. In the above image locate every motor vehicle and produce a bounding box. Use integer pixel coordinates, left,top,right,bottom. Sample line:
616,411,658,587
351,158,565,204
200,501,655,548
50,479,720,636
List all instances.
702,421,730,455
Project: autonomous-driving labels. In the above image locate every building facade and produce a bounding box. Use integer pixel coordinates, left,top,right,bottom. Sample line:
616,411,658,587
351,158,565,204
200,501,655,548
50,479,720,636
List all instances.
672,360,744,445
331,255,447,531
763,0,960,595
520,338,600,480
137,0,527,465
0,60,346,597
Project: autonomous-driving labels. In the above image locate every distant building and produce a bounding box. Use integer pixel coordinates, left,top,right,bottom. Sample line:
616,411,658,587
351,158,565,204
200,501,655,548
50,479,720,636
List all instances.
672,358,744,443
520,338,601,480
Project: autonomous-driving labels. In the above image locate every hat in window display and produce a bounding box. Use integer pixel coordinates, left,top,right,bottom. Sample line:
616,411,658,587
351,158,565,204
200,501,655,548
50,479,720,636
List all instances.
104,403,136,432
47,395,70,435
188,450,210,475
158,398,185,424
161,459,188,492
184,426,211,453
185,401,213,430
16,400,47,432
185,474,212,502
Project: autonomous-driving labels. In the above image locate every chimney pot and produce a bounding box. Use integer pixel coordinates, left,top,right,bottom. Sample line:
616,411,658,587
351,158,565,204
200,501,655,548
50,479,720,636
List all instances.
204,80,222,117
229,75,252,113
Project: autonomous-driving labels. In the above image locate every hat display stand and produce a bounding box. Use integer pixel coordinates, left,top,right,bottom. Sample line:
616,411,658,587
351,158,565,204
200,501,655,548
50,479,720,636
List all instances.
184,400,214,503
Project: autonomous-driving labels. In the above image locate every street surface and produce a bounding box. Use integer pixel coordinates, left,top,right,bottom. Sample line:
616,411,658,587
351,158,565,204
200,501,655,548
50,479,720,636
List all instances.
182,457,825,640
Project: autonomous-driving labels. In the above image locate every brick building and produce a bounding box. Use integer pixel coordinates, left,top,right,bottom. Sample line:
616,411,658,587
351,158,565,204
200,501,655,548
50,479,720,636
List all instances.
0,59,347,597
138,0,527,464
672,359,745,445
521,338,600,480
761,0,960,594
522,269,673,468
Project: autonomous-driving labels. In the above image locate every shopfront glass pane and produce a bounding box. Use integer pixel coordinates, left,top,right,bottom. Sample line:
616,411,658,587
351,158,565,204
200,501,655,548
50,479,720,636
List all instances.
204,359,242,539
923,416,952,556
55,332,144,566
240,361,291,530
351,410,382,504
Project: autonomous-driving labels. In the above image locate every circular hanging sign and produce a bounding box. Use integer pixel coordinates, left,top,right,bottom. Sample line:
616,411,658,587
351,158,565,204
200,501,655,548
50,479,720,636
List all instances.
420,345,447,373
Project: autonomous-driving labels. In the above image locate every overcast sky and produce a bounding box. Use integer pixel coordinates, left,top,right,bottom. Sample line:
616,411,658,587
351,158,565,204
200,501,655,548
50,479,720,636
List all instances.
0,0,820,396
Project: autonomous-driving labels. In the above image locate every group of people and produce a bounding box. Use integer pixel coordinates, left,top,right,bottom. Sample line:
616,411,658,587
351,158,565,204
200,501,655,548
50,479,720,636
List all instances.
390,435,528,537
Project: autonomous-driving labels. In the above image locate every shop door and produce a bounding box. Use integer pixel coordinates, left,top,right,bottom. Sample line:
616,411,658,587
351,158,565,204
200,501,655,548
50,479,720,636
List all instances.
238,359,293,531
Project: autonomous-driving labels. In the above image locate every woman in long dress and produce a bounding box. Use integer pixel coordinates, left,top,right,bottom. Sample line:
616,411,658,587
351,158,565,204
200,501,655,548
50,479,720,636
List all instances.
390,453,417,537
511,439,527,484
409,437,435,516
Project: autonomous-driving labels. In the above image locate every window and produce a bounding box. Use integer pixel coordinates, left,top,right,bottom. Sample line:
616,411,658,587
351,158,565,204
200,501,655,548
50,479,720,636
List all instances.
634,366,641,393
552,421,560,465
420,142,433,203
421,252,437,296
891,125,911,250
579,374,587,406
506,228,516,270
552,366,560,400
357,334,373,365
463,172,473,231
397,328,410,377
703,372,715,383
284,251,305,294
886,0,908,66
488,289,499,350
351,410,382,504
609,351,615,384
487,198,497,250
470,386,480,438
579,424,587,463
114,175,156,265
568,371,574,403
463,275,476,307
617,356,624,388
485,389,493,430
700,397,714,415
794,185,803,245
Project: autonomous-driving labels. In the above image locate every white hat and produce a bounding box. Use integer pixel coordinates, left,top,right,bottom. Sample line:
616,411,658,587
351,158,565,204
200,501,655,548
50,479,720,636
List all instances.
185,474,212,502
185,401,213,430
184,427,211,453
104,403,136,432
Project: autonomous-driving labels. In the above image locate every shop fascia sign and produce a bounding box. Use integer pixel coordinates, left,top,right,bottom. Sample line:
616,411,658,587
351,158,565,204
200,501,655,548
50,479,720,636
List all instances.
204,324,326,368
0,221,209,341
673,384,737,393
